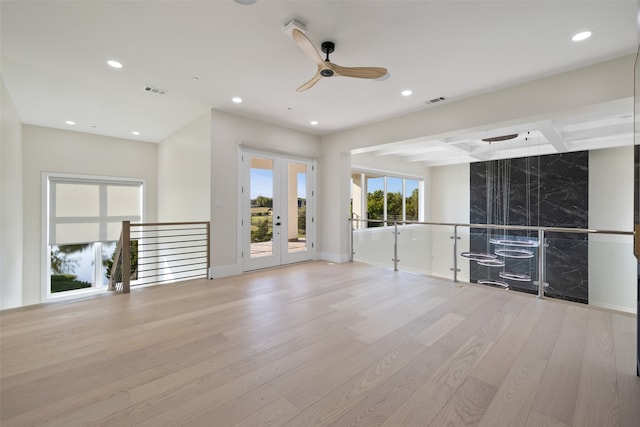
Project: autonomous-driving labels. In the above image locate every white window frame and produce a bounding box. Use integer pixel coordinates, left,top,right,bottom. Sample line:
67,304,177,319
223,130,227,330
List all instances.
42,172,145,301
351,168,424,229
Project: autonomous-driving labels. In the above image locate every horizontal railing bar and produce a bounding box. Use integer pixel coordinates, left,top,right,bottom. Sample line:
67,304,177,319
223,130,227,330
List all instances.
132,269,207,281
137,246,207,254
131,273,208,287
138,256,207,266
136,239,207,246
348,218,634,236
134,239,207,251
131,229,207,236
138,246,206,259
130,221,209,228
137,261,208,273
130,233,207,239
137,250,207,260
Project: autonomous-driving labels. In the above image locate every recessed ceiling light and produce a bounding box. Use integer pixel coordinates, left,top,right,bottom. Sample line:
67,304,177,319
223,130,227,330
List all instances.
107,59,123,69
310,121,319,126
65,120,75,125
131,131,140,136
233,0,257,4
401,90,413,96
232,97,243,103
571,31,592,42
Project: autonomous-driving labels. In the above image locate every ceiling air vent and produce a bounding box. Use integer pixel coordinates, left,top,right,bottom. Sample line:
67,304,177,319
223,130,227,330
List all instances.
144,85,167,95
428,96,446,104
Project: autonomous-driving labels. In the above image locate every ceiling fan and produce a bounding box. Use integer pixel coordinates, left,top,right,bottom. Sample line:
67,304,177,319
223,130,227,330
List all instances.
292,29,388,92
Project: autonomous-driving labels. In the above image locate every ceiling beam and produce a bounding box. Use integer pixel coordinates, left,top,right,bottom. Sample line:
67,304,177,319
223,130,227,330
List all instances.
563,122,632,142
535,120,568,153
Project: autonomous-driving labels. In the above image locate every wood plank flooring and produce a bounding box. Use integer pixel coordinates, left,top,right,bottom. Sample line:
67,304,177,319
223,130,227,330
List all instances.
1,261,638,426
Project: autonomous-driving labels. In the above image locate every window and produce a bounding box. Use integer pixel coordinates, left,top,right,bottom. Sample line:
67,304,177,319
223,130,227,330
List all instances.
45,175,143,297
351,171,423,228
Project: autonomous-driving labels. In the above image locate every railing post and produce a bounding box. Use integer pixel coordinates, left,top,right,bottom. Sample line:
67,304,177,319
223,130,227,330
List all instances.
393,221,399,271
122,220,130,294
537,229,545,299
350,216,354,262
206,221,211,278
453,225,458,283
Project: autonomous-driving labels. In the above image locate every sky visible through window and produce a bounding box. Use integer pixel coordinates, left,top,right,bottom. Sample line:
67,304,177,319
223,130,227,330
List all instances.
251,169,306,199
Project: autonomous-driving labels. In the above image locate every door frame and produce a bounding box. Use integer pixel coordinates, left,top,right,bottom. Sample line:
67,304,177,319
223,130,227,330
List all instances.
239,148,316,271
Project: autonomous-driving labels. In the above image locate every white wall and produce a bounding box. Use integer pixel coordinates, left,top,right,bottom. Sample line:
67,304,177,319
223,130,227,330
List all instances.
158,112,211,221
430,163,471,281
351,152,429,178
209,110,321,276
1,77,24,309
589,145,636,313
22,125,158,306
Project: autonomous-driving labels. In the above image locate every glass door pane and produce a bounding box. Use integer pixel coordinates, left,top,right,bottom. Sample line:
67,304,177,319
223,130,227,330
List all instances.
250,157,274,259
287,162,307,254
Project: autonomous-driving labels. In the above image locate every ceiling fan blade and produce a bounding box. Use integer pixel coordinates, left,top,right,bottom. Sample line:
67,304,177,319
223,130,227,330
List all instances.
331,64,388,79
292,29,324,65
296,71,322,92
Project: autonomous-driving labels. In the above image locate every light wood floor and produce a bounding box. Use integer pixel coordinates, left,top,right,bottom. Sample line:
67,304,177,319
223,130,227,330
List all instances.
1,261,638,427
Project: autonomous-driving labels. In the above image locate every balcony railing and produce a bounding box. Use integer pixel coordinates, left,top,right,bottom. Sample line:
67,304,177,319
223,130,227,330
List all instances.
108,221,210,293
350,218,636,311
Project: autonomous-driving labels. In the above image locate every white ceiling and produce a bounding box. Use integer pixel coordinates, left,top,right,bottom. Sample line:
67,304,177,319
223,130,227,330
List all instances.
1,0,636,166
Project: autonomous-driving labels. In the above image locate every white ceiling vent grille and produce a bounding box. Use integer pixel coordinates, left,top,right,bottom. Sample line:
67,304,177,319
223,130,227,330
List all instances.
144,85,167,95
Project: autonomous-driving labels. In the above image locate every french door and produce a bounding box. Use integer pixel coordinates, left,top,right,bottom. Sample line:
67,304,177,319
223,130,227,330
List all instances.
241,149,315,271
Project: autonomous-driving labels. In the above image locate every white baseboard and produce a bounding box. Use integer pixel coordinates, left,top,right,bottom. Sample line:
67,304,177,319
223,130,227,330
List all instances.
317,251,351,264
209,264,243,279
589,300,637,314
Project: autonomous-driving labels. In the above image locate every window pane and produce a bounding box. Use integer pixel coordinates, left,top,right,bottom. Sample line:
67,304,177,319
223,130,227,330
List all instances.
50,244,93,293
107,222,123,242
366,176,384,227
387,177,403,222
55,223,100,245
107,185,141,217
288,162,307,254
250,158,274,257
101,241,118,286
405,179,419,221
55,183,99,217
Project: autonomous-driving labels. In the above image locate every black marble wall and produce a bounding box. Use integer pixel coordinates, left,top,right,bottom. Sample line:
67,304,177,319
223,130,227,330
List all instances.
469,151,589,303
635,144,639,376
